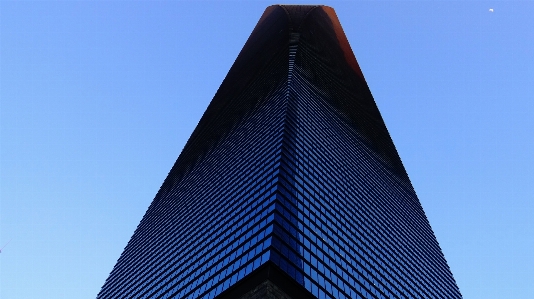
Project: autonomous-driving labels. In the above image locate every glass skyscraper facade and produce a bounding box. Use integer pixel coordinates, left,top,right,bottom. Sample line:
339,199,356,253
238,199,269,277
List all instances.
97,5,462,299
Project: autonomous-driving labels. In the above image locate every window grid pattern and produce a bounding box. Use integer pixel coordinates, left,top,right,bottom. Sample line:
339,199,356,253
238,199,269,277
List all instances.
98,5,462,299
98,79,289,299
263,8,462,298
98,7,293,298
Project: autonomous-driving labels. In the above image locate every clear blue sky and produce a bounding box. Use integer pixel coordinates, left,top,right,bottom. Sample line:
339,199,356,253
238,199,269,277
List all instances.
1,1,532,298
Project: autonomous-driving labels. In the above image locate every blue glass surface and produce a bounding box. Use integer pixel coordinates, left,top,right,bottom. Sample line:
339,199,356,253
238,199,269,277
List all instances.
97,5,462,299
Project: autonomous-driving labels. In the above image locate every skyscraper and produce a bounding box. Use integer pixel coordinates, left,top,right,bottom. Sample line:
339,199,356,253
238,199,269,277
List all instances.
98,5,462,299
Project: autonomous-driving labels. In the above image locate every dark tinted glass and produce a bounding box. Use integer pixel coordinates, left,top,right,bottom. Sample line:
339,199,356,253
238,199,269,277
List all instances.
97,5,462,299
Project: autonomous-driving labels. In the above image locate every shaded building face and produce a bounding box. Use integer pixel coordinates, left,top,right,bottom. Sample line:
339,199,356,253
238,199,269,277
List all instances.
97,5,462,299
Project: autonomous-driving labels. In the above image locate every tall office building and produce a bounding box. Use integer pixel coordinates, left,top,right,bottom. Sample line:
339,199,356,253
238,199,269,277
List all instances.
98,5,462,299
